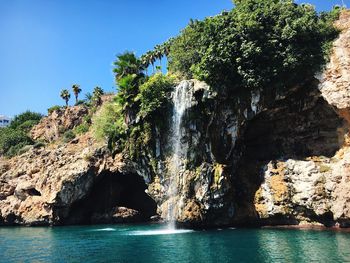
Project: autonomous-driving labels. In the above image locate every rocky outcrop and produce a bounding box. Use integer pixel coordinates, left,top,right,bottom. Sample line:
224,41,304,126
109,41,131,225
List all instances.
0,134,157,225
254,151,350,227
31,106,88,142
320,11,350,123
254,10,350,228
144,75,344,227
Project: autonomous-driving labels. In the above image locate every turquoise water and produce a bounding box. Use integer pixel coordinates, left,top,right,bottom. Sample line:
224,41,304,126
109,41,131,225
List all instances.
1,224,350,263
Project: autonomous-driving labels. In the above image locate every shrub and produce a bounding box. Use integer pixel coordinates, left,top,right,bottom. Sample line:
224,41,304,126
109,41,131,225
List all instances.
9,111,43,130
0,128,33,156
33,141,46,149
17,120,40,133
83,115,92,125
74,123,90,135
137,73,175,118
92,101,125,142
16,145,33,156
62,130,76,143
47,105,61,115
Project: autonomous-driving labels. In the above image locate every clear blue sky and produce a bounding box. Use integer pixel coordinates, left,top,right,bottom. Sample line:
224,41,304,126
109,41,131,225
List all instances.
0,0,346,116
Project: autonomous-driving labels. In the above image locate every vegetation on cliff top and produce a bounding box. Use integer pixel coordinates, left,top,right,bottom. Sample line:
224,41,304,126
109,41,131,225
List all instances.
99,0,341,158
168,0,341,91
1,0,342,160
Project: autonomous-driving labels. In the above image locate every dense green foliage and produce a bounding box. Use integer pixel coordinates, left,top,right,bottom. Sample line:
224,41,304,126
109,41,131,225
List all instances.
89,51,176,158
0,128,33,157
47,105,62,115
74,123,90,135
92,87,104,106
91,100,126,151
168,0,340,91
0,111,43,157
137,73,175,119
9,111,43,130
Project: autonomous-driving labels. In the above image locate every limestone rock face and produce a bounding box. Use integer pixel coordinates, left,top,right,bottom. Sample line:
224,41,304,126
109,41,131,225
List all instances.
255,150,350,227
254,11,350,228
320,11,350,122
0,134,156,226
31,106,88,142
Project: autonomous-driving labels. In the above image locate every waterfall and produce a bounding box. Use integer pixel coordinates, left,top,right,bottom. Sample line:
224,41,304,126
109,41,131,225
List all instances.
167,81,193,229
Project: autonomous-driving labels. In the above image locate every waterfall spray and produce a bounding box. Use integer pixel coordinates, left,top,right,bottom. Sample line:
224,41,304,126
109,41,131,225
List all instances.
167,81,193,229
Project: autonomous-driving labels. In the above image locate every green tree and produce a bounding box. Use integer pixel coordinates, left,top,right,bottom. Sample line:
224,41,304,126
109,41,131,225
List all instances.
60,89,71,106
168,0,339,92
72,84,82,104
113,52,143,81
0,127,33,157
92,86,104,106
85,92,92,101
113,52,147,114
9,111,43,130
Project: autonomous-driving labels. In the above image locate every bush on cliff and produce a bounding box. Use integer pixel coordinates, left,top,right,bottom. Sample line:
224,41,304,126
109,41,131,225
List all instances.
168,0,340,91
74,123,90,135
137,73,175,119
9,111,43,130
47,105,61,115
91,101,126,144
0,111,43,157
62,130,76,143
0,128,33,157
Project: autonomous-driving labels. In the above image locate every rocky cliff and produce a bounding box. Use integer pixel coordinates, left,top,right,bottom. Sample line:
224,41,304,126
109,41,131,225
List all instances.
0,106,157,225
1,12,350,228
254,10,350,228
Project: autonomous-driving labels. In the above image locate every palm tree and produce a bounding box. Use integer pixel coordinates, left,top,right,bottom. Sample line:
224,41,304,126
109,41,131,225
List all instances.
140,54,150,75
148,51,156,74
92,86,104,106
85,92,92,101
163,40,171,57
154,44,163,66
113,51,142,81
72,84,82,104
60,89,71,106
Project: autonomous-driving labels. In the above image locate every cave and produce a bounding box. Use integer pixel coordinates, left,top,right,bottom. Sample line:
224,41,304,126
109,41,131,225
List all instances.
63,171,157,225
232,82,345,225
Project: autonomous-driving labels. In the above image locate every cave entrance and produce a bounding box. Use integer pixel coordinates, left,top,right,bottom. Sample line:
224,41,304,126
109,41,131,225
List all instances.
232,84,345,225
65,171,157,224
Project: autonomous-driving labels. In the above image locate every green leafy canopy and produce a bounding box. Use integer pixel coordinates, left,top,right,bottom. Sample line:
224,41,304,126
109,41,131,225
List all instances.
168,0,340,92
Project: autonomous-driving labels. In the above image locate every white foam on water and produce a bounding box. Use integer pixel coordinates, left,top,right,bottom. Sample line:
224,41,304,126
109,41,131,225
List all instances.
91,228,116,232
127,229,194,236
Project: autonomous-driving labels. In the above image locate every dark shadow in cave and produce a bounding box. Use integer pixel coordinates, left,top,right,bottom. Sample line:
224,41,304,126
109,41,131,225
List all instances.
63,171,157,225
232,81,346,226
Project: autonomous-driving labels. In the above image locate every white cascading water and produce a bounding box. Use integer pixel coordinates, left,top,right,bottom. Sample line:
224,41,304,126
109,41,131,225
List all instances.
167,81,193,229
